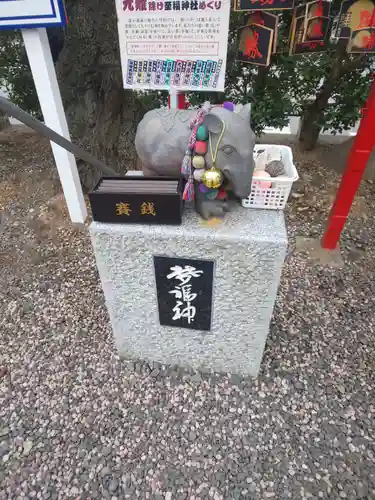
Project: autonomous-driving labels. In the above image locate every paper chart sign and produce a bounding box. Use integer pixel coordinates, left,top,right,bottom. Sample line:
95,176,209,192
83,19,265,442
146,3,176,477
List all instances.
0,0,67,29
115,0,231,91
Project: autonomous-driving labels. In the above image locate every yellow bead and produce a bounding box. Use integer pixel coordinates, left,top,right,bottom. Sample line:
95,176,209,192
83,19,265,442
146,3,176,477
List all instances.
201,167,223,189
192,155,205,169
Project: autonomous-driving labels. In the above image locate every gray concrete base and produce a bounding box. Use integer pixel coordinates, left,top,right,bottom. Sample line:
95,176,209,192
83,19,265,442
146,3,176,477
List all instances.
90,206,287,376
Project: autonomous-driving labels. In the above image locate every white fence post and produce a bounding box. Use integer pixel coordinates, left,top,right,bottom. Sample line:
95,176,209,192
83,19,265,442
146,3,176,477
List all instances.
22,28,87,224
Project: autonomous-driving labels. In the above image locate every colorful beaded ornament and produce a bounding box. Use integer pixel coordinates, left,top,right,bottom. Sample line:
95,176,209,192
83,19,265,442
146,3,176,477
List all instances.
181,102,234,202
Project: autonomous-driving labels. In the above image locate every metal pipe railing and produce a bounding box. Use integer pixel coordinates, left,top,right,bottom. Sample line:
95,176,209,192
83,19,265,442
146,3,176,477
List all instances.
0,96,119,178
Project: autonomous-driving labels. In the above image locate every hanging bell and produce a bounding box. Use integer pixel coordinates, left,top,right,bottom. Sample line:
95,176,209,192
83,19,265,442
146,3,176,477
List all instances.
201,167,223,189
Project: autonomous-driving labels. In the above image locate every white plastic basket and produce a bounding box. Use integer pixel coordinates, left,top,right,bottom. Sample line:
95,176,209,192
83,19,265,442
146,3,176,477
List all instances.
241,144,299,210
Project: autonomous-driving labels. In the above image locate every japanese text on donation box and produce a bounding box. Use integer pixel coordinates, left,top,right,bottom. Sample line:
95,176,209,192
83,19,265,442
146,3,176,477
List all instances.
115,0,231,91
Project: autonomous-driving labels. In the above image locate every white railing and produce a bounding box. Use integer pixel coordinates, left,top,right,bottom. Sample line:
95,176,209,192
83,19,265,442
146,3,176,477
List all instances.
260,116,358,144
6,113,358,144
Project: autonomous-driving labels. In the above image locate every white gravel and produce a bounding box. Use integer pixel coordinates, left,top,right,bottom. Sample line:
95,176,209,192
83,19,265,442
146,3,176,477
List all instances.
0,135,375,499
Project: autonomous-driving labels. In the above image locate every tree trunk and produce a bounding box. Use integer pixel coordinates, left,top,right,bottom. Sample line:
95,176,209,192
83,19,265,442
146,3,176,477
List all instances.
55,0,147,190
299,51,343,151
298,71,338,150
298,116,321,150
298,46,368,151
0,111,10,131
298,99,326,151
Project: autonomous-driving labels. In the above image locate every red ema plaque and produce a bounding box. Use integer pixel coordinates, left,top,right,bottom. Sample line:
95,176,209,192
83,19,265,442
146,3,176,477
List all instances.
349,27,375,52
336,0,375,39
237,24,274,66
289,15,327,55
289,1,331,55
245,10,278,52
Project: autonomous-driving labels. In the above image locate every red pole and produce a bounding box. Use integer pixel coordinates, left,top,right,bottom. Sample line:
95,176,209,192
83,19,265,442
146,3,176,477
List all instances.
321,76,375,250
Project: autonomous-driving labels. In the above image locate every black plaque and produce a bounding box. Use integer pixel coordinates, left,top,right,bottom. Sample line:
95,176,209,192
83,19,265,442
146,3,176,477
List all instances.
237,24,273,66
154,256,214,331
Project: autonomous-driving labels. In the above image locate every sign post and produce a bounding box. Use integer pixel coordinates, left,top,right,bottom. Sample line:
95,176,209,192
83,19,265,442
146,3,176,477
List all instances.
0,1,87,224
169,89,180,110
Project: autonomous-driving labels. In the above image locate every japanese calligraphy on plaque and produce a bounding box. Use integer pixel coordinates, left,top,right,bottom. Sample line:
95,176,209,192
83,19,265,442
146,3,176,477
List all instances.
115,0,231,91
115,200,156,216
234,0,294,12
289,1,330,55
302,0,330,42
290,16,326,54
238,24,273,65
303,16,330,42
348,26,375,52
154,256,214,331
245,10,278,52
336,0,375,39
303,0,331,19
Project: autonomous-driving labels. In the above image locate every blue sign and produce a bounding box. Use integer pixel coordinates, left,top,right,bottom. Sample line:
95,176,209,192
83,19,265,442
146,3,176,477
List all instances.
0,0,67,30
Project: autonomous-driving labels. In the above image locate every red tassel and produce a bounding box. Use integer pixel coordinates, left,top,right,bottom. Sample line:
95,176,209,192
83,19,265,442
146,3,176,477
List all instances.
182,177,194,201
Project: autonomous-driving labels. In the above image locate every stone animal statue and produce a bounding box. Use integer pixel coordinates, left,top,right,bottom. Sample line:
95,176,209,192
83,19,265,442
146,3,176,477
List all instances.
135,103,255,219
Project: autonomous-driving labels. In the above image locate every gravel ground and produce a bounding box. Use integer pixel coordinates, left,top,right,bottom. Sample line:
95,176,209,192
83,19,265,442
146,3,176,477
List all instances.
0,132,375,500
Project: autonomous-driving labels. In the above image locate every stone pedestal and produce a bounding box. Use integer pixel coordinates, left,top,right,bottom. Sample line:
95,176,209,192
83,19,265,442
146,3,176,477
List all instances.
90,206,287,376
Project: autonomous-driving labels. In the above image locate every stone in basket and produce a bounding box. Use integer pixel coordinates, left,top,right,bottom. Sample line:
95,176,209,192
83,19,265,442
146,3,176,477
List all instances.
241,145,299,210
